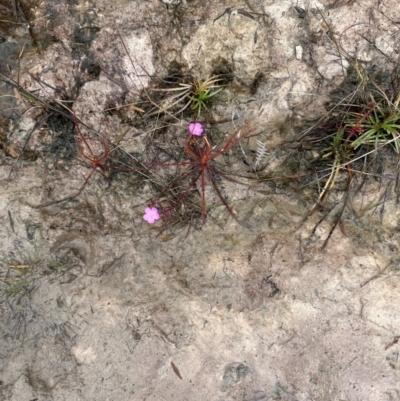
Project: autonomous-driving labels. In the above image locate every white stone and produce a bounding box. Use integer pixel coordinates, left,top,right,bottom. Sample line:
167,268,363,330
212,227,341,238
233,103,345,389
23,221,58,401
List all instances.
295,45,303,60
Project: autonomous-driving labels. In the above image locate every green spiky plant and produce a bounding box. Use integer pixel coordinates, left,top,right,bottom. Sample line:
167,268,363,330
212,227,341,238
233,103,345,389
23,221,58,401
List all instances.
186,76,224,116
148,75,224,117
348,99,400,153
319,92,400,192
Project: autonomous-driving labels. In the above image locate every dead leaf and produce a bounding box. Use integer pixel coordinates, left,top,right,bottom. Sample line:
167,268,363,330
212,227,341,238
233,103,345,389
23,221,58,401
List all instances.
171,361,182,379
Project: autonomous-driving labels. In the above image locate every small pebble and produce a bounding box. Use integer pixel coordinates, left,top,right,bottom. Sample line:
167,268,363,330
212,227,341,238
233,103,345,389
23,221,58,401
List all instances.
295,45,303,60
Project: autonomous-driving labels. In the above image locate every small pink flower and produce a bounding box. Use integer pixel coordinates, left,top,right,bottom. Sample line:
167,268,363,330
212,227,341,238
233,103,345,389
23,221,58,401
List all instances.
143,207,160,224
188,122,203,136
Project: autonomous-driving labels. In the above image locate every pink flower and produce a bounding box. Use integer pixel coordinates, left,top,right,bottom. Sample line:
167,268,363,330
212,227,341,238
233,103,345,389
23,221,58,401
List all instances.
188,122,203,136
143,207,160,224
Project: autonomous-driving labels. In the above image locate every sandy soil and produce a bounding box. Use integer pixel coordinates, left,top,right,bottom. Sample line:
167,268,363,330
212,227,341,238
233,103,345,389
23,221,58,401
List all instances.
1,0,400,400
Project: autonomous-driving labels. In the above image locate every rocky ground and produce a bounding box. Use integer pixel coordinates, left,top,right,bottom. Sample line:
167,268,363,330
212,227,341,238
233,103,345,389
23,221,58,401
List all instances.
1,0,400,400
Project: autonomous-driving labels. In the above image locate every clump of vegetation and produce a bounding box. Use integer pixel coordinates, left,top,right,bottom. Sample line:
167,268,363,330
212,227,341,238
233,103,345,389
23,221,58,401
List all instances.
0,262,33,305
144,121,256,228
30,107,256,230
297,61,400,246
186,76,224,115
0,253,64,306
148,74,225,118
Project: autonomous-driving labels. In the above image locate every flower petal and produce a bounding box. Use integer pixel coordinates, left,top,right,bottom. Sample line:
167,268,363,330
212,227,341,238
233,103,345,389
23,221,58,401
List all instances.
189,122,203,136
143,206,160,224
